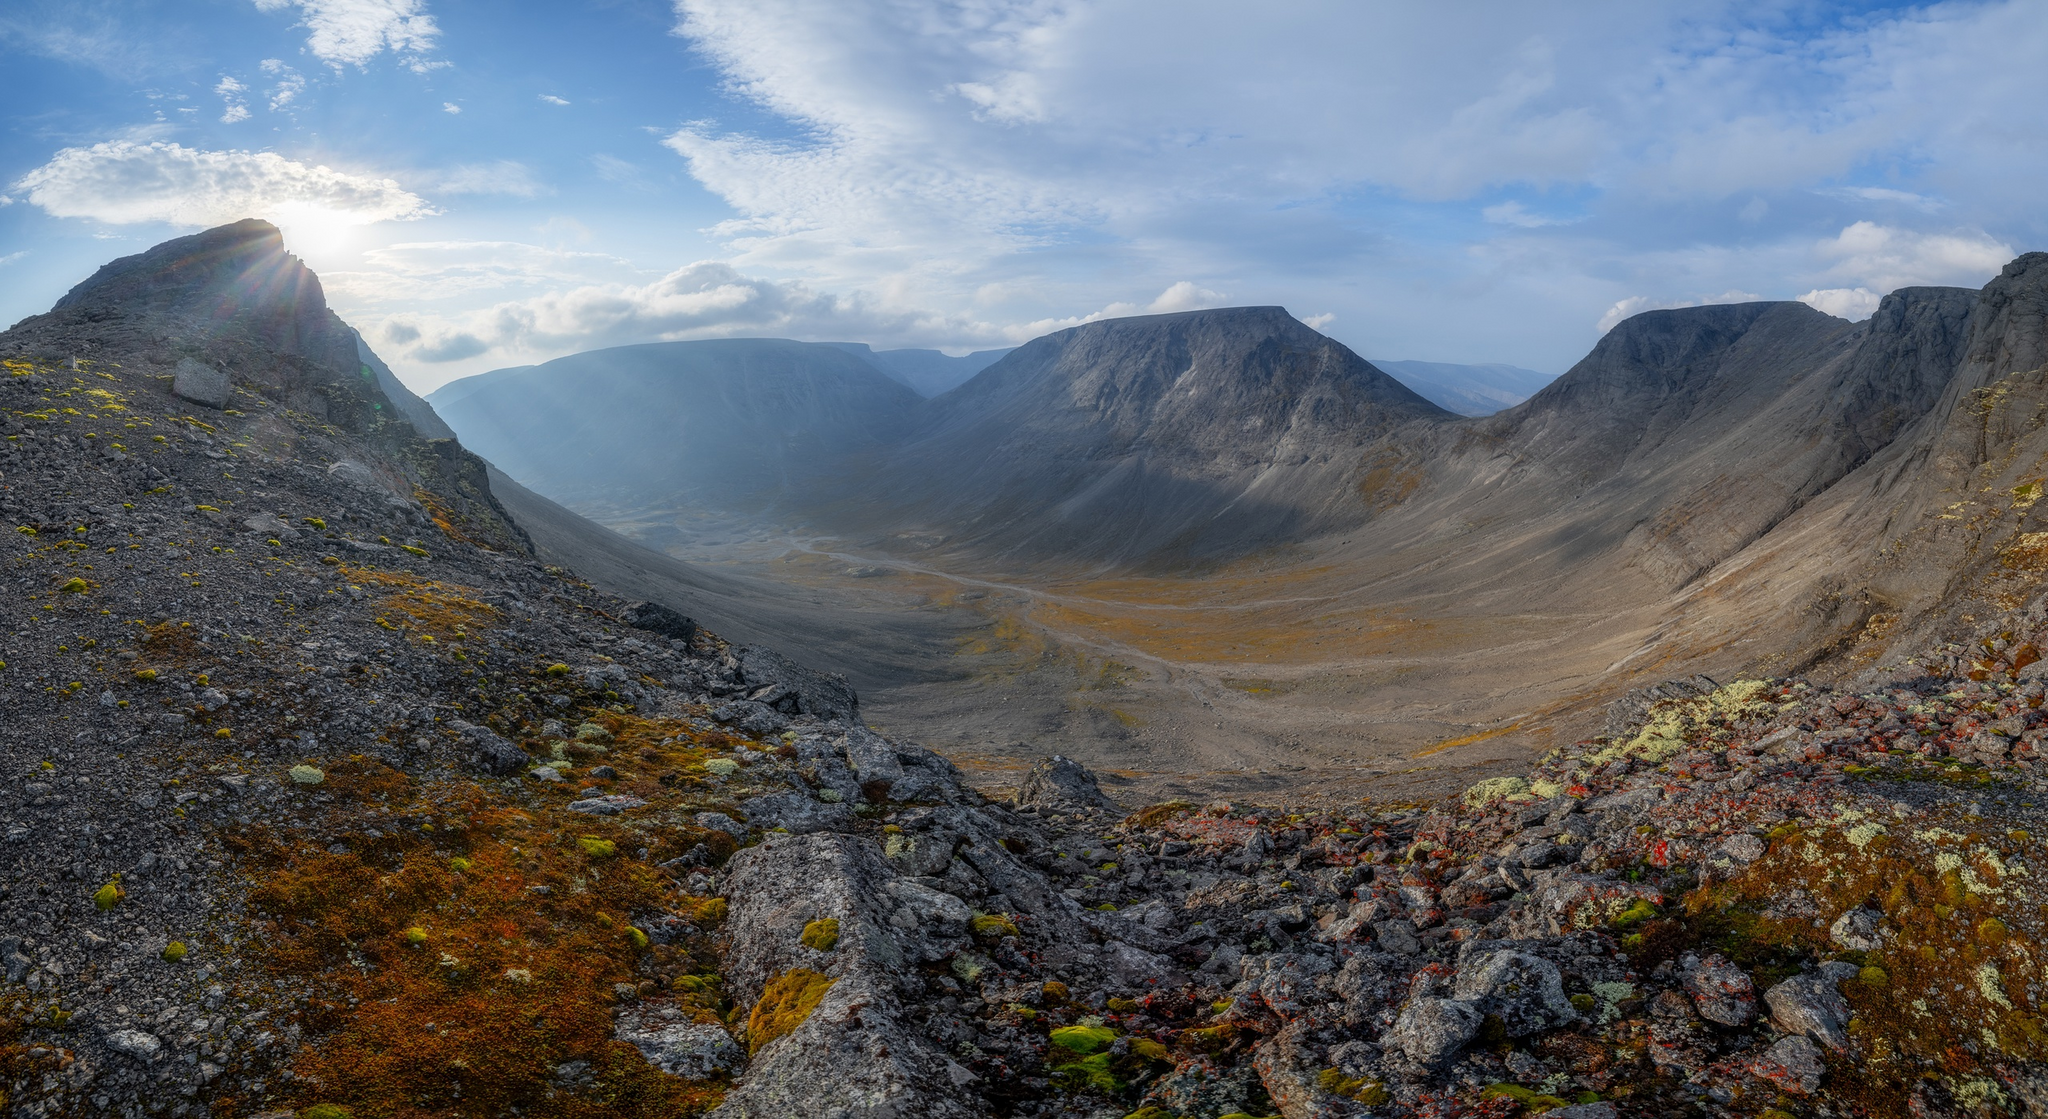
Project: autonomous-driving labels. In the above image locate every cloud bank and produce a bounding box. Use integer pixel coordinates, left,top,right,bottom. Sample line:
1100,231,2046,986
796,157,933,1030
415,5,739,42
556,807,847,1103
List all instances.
14,141,431,227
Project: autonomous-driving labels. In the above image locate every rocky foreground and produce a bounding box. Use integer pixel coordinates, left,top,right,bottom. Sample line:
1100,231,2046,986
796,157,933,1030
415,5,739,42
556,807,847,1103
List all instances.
7,221,2048,1119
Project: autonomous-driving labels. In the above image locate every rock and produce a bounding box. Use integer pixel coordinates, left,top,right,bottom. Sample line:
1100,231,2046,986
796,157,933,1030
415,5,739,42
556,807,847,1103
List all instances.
1104,942,1183,992
739,790,854,835
171,358,231,409
1829,906,1882,952
530,766,564,782
695,812,748,839
1546,1104,1619,1119
616,1015,740,1080
1013,755,1117,812
713,700,789,735
242,512,299,540
448,719,528,776
1373,919,1421,955
622,600,699,644
1385,996,1482,1068
710,832,981,1118
1714,833,1765,865
567,794,647,816
1450,947,1578,1035
1682,952,1756,1025
1150,1055,1264,1119
104,1029,163,1061
1764,963,1858,1051
1751,1034,1826,1095
734,645,858,722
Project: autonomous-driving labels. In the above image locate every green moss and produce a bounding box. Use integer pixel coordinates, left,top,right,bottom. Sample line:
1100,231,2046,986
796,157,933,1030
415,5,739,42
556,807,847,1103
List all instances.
298,1107,353,1119
1569,993,1596,1013
970,914,1020,942
578,837,617,858
59,577,88,594
746,969,836,1055
402,927,430,946
160,941,187,963
1055,1050,1122,1093
627,926,650,950
800,918,840,952
1463,776,1530,808
93,879,123,911
546,663,572,676
1610,898,1657,929
1480,1083,1568,1109
1050,1024,1117,1055
288,765,325,786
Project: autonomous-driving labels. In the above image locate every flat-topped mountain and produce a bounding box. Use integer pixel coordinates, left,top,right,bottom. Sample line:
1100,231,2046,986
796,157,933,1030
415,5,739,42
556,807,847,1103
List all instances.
430,338,923,513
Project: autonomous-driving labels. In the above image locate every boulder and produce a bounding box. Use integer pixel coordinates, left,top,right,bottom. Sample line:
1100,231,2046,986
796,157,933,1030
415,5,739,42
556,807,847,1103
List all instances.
735,645,858,722
1682,953,1757,1026
447,719,529,776
171,357,231,409
1764,962,1858,1051
616,1014,741,1080
1751,1034,1825,1095
1013,755,1118,812
1385,996,1482,1068
623,599,699,644
1450,947,1578,1036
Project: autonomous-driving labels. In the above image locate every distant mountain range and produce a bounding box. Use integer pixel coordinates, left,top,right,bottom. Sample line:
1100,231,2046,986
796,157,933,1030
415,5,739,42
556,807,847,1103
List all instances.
822,342,1014,397
1366,358,1553,415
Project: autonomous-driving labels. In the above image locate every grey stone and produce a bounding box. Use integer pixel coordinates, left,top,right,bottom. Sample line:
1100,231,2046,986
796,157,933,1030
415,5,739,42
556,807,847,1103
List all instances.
1545,1105,1618,1119
447,719,528,776
104,1029,163,1061
1829,906,1882,952
1714,833,1765,865
530,766,564,783
568,794,647,816
713,700,789,735
1764,962,1858,1052
1012,755,1117,812
1683,952,1756,1026
1385,996,1481,1068
171,358,231,409
695,812,748,839
616,1016,739,1080
241,512,299,540
623,600,699,645
1752,1034,1825,1095
1373,919,1421,955
1450,947,1578,1036
734,645,858,722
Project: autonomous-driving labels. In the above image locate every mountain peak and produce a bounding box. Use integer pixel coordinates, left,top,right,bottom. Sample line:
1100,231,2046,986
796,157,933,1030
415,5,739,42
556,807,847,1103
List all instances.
45,218,357,377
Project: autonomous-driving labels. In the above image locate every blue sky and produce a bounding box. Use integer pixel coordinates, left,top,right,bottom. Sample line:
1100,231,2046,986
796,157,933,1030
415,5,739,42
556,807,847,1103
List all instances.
3,1,2045,392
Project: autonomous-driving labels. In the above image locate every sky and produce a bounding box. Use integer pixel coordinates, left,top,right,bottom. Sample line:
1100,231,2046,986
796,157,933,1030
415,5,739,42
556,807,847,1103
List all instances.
2,1,2045,393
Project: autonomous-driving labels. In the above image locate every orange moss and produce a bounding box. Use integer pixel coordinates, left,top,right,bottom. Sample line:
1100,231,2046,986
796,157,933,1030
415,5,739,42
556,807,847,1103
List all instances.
230,767,728,1118
344,566,501,641
414,487,487,549
746,969,836,1055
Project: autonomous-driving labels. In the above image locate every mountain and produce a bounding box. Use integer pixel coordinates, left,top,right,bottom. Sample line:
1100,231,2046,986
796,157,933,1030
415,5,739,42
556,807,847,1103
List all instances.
874,306,1451,565
1369,358,1554,415
428,339,923,514
823,342,1014,397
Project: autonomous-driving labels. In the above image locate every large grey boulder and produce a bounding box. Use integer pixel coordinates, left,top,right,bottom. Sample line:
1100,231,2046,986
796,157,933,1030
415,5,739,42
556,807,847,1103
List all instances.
707,831,981,1118
615,1011,740,1080
171,357,231,409
735,645,858,722
623,599,699,644
1013,754,1118,811
1385,996,1482,1068
1450,946,1578,1036
1764,962,1858,1052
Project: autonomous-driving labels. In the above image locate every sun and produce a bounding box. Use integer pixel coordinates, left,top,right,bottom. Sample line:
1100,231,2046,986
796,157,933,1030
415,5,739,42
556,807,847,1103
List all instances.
269,203,365,260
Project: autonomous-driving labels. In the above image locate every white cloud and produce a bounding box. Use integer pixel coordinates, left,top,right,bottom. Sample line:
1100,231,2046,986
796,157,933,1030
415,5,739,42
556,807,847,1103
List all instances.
442,101,460,114
1811,221,2013,295
1482,201,1575,228
253,0,440,70
1146,281,1228,313
1300,312,1335,330
13,141,432,228
1596,289,1764,333
0,250,27,267
261,59,307,110
215,76,250,123
1797,287,1882,321
322,240,634,302
1003,282,1233,340
416,161,547,198
539,94,569,106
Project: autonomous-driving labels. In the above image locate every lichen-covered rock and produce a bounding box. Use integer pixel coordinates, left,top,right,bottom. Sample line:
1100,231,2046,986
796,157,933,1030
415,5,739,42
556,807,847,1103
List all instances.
735,644,858,722
1764,963,1858,1052
1751,1034,1826,1095
615,1011,741,1080
710,832,981,1118
1013,754,1118,811
1681,952,1756,1026
1383,996,1481,1068
1450,946,1577,1036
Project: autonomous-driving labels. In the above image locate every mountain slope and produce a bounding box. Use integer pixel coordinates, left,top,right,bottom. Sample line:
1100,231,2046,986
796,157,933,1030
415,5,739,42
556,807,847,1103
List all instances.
870,306,1452,566
429,339,924,514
